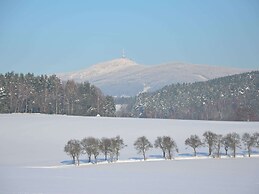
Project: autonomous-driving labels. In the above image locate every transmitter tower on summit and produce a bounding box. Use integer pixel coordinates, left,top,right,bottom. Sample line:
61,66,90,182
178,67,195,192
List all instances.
122,49,126,58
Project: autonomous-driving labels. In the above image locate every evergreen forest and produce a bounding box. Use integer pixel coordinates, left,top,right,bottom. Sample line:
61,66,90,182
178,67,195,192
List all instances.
0,72,115,116
130,71,259,121
1,71,259,121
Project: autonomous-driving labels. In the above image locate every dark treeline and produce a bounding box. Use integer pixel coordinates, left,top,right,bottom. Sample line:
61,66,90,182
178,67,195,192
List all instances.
0,72,115,116
130,71,259,121
1,71,259,121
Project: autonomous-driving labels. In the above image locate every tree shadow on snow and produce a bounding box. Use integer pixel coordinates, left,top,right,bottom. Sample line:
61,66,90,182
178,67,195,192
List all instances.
61,158,120,165
128,157,143,161
128,155,164,161
178,152,208,157
61,159,94,165
196,152,208,156
61,160,74,165
242,150,259,156
178,153,194,157
149,154,164,159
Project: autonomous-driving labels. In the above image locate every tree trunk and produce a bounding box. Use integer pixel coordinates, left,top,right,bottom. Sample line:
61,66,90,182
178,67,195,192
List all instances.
67,100,70,114
116,151,119,161
71,102,74,115
88,156,91,163
168,150,172,160
77,157,80,166
25,98,28,113
143,151,146,160
248,147,251,157
217,146,220,158
193,148,196,156
55,99,58,114
163,150,166,159
209,146,212,156
233,147,236,158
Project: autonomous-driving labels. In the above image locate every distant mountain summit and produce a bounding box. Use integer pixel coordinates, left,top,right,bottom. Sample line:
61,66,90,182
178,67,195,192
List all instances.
78,58,140,78
57,58,250,96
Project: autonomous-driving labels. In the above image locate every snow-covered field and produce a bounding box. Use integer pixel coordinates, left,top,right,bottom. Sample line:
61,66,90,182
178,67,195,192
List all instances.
1,114,259,194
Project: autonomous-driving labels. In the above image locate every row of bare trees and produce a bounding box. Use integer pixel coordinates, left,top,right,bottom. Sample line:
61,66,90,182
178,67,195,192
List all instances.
134,136,178,160
64,132,259,165
133,132,259,161
185,131,259,158
64,136,126,165
64,135,179,165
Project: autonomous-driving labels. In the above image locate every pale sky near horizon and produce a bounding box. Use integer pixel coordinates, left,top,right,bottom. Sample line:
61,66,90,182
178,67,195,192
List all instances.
0,0,259,74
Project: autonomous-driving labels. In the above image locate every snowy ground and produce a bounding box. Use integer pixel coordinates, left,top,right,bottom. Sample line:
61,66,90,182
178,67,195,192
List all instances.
1,114,259,194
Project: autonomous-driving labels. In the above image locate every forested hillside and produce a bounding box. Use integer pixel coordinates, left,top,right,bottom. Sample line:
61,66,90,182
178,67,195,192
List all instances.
0,72,115,116
131,71,259,121
1,71,258,121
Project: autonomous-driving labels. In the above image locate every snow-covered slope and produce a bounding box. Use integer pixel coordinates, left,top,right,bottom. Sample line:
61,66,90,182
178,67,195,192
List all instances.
57,58,250,96
1,114,259,166
60,58,144,80
1,158,259,194
1,114,259,194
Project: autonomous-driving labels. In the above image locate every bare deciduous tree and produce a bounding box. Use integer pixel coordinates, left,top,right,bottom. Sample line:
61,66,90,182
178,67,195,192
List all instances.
203,131,217,156
253,132,259,148
155,136,178,159
226,133,241,158
221,135,231,156
64,139,81,165
92,138,100,163
110,136,126,161
81,137,100,163
64,80,78,115
214,134,223,158
163,136,178,159
185,135,203,156
154,136,166,158
100,137,112,161
242,133,255,157
134,136,153,160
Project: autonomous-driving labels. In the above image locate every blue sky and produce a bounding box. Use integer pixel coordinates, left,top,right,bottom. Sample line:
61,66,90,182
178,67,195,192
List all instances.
0,0,259,74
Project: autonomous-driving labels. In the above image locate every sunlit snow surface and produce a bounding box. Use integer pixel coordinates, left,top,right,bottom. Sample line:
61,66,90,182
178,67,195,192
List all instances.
1,114,259,194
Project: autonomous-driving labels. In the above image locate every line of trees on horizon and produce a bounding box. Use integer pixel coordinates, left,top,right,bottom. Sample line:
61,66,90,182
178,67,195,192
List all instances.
64,131,259,166
1,71,259,122
0,72,115,116
130,71,259,121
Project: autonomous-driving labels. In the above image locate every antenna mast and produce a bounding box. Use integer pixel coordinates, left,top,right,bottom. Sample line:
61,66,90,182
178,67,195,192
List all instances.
122,48,126,58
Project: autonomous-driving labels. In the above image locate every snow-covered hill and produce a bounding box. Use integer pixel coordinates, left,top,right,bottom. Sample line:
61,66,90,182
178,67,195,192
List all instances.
57,58,249,96
1,114,259,166
1,114,259,194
